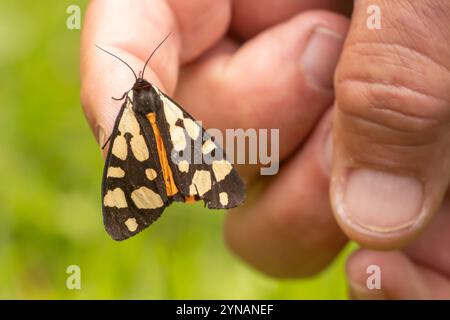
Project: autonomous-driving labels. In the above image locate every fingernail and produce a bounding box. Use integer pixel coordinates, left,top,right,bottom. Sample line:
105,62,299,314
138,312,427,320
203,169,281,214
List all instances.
344,169,423,233
302,27,344,92
323,131,333,176
98,126,106,147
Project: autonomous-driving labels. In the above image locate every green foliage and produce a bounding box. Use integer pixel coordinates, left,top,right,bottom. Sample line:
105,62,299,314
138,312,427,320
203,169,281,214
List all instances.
0,0,351,299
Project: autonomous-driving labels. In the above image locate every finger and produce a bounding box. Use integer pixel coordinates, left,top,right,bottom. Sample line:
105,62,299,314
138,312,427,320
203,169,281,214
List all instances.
224,109,348,278
331,0,450,248
347,249,450,299
80,0,231,156
404,197,450,278
175,11,349,179
231,0,353,39
167,0,231,63
349,198,450,299
81,0,179,157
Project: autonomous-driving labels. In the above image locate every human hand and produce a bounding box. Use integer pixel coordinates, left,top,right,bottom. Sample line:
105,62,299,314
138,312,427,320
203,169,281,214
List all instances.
224,0,450,299
81,0,349,276
80,0,450,299
331,0,450,299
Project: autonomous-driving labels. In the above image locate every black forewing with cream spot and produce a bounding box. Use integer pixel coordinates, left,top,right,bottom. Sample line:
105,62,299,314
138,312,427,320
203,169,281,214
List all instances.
153,87,245,209
102,92,171,240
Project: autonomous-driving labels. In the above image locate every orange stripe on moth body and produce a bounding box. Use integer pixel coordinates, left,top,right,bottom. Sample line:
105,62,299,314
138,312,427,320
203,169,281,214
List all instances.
147,113,196,203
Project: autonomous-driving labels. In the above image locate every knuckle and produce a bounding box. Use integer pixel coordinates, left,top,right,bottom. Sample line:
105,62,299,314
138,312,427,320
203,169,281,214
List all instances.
336,42,450,143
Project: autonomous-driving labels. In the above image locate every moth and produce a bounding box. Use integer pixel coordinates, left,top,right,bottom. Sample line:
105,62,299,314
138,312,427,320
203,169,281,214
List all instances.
97,35,245,240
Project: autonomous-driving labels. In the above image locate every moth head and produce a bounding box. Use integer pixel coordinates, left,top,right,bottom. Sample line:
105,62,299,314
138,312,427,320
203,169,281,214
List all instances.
133,78,151,90
132,78,160,114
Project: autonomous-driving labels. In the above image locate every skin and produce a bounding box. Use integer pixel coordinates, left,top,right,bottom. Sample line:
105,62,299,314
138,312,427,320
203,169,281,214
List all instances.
81,0,450,299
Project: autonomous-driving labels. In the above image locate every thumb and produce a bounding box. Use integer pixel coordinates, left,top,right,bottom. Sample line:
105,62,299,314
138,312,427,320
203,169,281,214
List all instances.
331,0,450,248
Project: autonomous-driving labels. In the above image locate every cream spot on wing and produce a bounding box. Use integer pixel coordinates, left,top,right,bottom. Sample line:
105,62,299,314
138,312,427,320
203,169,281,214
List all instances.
131,187,164,209
145,169,157,181
103,188,127,208
183,118,200,140
107,167,125,178
191,170,211,196
130,135,149,161
178,160,189,173
189,184,197,196
124,218,138,232
202,139,216,154
212,160,233,182
170,126,186,151
118,106,140,136
163,96,183,125
219,192,229,206
111,135,127,160
117,93,137,134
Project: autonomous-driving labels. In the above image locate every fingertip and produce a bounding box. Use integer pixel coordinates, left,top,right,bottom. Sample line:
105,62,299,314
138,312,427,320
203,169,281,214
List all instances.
81,0,182,155
346,249,388,300
346,249,431,300
330,166,428,250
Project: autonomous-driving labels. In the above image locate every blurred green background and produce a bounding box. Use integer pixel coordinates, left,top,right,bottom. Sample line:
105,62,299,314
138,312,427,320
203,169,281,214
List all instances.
0,0,353,299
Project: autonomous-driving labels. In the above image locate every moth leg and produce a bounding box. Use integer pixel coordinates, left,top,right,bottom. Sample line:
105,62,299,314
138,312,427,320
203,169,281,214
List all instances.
111,91,128,101
192,184,207,207
101,134,112,149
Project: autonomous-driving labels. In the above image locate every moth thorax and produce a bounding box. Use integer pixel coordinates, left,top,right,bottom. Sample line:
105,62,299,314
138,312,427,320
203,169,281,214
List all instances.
132,86,160,114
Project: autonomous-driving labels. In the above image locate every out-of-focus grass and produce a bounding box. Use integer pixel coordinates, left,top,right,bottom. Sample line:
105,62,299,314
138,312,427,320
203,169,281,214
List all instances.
0,0,352,299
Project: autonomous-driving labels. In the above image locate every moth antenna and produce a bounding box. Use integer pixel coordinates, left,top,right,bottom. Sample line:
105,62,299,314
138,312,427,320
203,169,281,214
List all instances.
141,33,172,79
95,45,138,81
